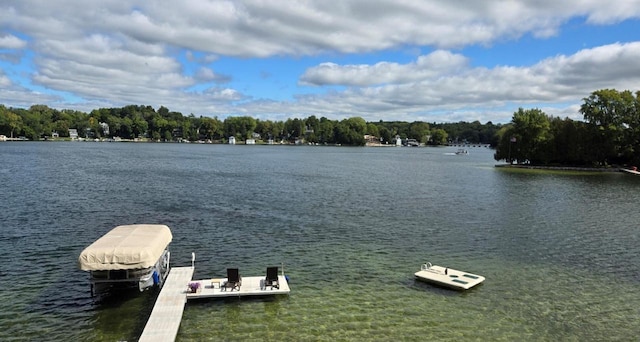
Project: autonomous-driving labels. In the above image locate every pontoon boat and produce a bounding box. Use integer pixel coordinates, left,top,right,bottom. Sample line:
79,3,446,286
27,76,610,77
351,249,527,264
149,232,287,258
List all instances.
78,224,172,295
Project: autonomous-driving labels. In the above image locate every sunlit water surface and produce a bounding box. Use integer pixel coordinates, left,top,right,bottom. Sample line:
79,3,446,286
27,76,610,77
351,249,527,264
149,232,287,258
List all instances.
1,143,638,341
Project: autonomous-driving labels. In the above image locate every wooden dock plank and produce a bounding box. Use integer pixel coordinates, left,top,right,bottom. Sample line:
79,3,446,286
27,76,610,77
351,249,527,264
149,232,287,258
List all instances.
139,266,194,342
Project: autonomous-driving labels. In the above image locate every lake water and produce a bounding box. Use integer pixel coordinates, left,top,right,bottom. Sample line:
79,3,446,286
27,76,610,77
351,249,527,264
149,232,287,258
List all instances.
1,142,639,341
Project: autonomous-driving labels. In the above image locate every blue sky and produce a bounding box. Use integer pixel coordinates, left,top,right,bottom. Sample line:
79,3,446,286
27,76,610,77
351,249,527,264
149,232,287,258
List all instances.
1,1,640,123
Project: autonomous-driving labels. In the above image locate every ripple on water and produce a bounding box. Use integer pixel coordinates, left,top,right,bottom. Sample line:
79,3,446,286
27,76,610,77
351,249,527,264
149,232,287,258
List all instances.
0,144,639,341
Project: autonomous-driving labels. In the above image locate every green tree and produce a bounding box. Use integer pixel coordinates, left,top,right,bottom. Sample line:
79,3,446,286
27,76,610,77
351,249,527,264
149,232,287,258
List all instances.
334,117,366,146
316,117,335,144
121,117,133,138
200,117,222,140
580,89,630,165
271,121,285,142
0,106,23,138
377,126,392,144
283,118,304,141
305,115,319,134
494,108,551,164
408,121,430,143
493,125,515,163
132,115,148,139
163,130,173,141
430,128,448,145
366,123,380,138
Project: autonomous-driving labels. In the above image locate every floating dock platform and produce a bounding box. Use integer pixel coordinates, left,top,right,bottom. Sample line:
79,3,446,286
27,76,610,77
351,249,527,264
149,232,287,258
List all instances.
186,275,290,299
414,263,484,290
139,266,194,342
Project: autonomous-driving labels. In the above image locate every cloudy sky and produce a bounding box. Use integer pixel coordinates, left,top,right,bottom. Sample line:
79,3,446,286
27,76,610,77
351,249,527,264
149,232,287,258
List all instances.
1,1,640,123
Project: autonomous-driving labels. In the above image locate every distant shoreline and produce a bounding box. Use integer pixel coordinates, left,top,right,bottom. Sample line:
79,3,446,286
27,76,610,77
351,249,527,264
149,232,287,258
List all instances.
495,164,624,173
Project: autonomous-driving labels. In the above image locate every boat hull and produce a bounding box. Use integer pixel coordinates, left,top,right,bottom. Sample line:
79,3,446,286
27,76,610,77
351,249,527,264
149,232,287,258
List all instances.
621,168,640,175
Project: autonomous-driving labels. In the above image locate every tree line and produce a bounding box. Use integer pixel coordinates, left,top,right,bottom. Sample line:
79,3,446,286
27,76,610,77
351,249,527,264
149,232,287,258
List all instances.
4,87,635,166
0,104,500,146
494,89,640,167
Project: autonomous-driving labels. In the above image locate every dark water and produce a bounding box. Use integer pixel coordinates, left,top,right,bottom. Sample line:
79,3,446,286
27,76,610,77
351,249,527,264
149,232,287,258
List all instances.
1,142,639,341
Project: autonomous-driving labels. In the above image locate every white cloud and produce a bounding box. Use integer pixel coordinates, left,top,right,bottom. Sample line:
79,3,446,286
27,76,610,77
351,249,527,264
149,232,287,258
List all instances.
288,42,640,122
0,0,639,123
0,72,12,87
0,34,27,49
541,42,640,91
3,1,640,56
0,72,61,108
195,67,231,83
300,50,469,86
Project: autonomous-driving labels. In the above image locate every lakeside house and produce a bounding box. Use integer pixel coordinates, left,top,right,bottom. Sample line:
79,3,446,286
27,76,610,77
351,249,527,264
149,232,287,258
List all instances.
0,135,6,141
99,122,110,136
246,138,255,145
68,129,78,140
228,136,236,145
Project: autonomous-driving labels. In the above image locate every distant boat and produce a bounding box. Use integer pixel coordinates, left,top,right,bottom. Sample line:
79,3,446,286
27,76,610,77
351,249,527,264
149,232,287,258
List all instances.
455,149,469,155
620,167,640,175
405,139,420,147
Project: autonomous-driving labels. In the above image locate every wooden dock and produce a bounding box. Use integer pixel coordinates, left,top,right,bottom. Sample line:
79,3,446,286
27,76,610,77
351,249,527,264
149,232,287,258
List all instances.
138,266,194,342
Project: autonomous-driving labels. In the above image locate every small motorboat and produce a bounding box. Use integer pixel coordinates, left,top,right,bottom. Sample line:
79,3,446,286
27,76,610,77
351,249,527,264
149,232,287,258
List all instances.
620,167,640,175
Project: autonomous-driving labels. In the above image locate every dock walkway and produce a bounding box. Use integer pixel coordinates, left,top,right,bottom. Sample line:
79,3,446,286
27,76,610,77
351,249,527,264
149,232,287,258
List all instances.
138,266,194,342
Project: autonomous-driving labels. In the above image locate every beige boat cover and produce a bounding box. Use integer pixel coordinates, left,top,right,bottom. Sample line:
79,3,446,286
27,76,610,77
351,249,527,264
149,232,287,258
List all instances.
78,224,173,271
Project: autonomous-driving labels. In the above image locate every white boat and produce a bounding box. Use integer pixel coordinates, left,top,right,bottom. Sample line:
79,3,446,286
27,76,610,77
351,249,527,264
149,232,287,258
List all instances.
414,262,484,290
78,224,172,295
405,139,420,147
455,149,469,155
620,167,640,175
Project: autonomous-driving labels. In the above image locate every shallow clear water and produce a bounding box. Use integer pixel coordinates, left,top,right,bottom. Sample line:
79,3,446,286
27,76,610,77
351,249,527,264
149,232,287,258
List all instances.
1,142,638,341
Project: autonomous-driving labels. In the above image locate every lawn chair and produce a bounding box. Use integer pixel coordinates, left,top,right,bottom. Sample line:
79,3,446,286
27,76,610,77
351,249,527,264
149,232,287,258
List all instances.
223,268,242,291
264,266,279,290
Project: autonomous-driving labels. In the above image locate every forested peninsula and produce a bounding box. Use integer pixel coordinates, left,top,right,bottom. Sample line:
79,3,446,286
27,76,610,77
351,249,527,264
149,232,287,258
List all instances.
1,88,639,167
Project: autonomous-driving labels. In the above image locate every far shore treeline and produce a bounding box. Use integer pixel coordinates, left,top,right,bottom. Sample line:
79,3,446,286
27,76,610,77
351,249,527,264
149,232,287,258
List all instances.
0,102,500,146
1,88,639,167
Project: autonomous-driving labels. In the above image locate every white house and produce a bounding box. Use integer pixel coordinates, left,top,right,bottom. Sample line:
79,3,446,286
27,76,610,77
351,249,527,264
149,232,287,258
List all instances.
246,138,255,145
69,129,78,140
99,122,110,136
228,136,236,145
